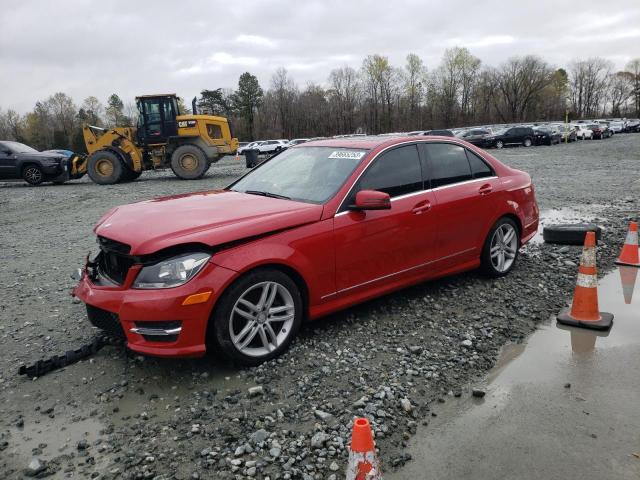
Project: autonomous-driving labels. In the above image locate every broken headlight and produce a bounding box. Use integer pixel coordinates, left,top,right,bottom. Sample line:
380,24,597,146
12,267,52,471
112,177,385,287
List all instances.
132,252,210,289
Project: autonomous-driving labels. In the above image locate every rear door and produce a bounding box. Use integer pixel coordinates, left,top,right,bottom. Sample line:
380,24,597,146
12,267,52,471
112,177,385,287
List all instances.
333,144,438,294
421,142,499,266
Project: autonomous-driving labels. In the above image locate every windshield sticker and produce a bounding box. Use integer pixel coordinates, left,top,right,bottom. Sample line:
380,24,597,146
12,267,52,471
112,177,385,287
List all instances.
328,150,366,159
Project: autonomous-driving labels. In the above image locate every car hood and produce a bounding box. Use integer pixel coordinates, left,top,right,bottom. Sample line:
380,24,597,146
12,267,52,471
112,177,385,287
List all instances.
17,151,65,161
94,190,324,255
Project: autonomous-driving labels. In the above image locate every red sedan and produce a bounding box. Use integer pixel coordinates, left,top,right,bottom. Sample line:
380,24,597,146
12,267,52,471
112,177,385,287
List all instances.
73,136,539,365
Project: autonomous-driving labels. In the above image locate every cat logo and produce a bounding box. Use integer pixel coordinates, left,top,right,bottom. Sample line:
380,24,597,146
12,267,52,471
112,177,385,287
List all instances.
178,120,197,128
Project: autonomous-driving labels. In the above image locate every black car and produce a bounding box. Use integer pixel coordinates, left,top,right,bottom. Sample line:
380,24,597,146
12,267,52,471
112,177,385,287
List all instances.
533,127,562,145
0,141,68,185
457,128,493,147
484,127,535,149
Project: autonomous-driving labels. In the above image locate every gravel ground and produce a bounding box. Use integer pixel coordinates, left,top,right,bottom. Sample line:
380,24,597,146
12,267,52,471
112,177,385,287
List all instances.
0,135,638,479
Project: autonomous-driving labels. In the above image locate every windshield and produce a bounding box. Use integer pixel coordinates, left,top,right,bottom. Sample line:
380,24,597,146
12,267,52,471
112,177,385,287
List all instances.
495,128,508,135
2,141,38,153
229,146,366,204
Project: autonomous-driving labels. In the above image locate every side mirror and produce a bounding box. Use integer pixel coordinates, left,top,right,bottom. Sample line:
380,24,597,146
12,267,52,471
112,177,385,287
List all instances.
1,148,11,155
351,190,391,211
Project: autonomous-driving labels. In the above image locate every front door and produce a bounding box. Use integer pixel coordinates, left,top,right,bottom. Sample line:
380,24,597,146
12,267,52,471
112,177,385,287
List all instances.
333,144,439,295
0,145,18,178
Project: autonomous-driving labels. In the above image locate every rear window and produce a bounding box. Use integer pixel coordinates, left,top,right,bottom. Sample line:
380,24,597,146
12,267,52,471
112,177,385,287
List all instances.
466,150,494,179
423,143,472,188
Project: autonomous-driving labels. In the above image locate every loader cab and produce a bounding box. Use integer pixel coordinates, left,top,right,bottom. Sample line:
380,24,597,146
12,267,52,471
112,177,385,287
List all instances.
136,95,179,145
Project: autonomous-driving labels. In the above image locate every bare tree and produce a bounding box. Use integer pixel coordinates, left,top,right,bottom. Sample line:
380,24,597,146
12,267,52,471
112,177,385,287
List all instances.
626,58,640,117
569,58,612,118
492,56,552,122
328,66,360,134
270,68,298,138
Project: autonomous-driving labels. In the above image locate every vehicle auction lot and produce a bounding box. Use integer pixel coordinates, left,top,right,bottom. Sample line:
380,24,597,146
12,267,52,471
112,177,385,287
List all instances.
1,135,639,479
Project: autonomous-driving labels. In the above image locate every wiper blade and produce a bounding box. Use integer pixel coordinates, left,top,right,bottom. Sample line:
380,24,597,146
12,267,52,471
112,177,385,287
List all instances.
244,190,291,200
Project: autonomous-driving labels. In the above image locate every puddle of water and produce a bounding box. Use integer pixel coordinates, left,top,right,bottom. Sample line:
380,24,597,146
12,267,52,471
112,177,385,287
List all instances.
391,267,640,480
4,416,104,474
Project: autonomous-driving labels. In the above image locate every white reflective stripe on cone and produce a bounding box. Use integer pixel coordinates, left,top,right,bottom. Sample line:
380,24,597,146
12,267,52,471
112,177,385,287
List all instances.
346,451,381,480
581,248,596,268
625,230,638,245
576,273,598,288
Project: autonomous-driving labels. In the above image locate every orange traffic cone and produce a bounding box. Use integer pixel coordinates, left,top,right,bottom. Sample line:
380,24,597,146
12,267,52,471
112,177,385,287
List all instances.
616,221,640,267
619,266,639,304
557,231,613,330
346,418,382,480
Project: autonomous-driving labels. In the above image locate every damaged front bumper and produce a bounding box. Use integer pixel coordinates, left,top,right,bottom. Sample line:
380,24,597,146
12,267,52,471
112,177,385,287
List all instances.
72,255,237,358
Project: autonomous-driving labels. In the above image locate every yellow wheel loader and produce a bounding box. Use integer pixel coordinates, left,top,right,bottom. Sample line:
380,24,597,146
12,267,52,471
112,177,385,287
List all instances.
71,94,238,184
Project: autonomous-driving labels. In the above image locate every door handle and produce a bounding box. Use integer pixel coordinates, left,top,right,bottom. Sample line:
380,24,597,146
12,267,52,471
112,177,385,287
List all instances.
412,200,431,214
479,184,493,195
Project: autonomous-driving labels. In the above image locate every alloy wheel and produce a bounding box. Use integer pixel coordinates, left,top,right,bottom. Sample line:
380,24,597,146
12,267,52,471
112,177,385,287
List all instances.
24,167,42,184
490,223,518,273
229,281,295,357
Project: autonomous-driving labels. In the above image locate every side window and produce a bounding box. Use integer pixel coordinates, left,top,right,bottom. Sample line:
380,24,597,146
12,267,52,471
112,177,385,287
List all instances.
466,150,494,179
207,123,223,139
354,145,422,200
423,143,472,188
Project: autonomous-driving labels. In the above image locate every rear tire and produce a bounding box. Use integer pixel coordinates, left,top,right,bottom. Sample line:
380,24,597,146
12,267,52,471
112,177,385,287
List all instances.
170,144,209,180
481,217,520,277
22,164,44,186
87,151,124,185
210,268,303,366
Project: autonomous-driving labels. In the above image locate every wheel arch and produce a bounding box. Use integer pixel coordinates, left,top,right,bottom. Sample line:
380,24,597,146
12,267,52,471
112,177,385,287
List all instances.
204,261,311,351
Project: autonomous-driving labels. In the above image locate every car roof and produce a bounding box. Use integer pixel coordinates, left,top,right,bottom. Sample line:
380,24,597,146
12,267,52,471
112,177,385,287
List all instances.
299,135,463,150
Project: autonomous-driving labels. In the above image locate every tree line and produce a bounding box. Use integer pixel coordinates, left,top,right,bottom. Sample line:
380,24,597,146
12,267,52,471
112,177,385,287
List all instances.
1,50,639,150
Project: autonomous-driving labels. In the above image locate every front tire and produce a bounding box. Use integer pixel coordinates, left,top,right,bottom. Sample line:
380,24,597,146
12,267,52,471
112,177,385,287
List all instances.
22,164,44,185
481,217,520,277
170,144,209,180
210,268,303,366
523,138,532,147
87,151,124,185
495,140,504,149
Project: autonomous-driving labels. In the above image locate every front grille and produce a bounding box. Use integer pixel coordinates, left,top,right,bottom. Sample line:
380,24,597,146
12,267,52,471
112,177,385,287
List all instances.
97,236,131,255
86,304,125,338
98,250,135,285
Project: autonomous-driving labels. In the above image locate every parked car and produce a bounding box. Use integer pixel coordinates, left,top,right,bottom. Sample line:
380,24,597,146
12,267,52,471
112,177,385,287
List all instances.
609,121,625,133
407,130,455,137
0,141,69,185
238,142,263,155
625,119,640,132
551,124,577,142
73,136,539,364
484,126,535,148
586,124,607,139
43,149,74,157
533,126,562,145
255,140,289,154
288,138,309,146
456,128,494,147
573,124,593,140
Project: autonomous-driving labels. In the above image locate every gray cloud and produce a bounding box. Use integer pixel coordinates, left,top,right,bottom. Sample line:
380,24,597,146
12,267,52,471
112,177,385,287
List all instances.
1,0,639,112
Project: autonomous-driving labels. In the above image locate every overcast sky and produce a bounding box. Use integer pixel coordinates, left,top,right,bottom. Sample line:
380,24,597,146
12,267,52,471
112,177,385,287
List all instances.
2,0,639,113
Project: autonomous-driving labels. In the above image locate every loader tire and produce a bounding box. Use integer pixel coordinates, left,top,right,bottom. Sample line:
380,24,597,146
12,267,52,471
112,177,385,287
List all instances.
170,145,209,180
87,151,124,185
